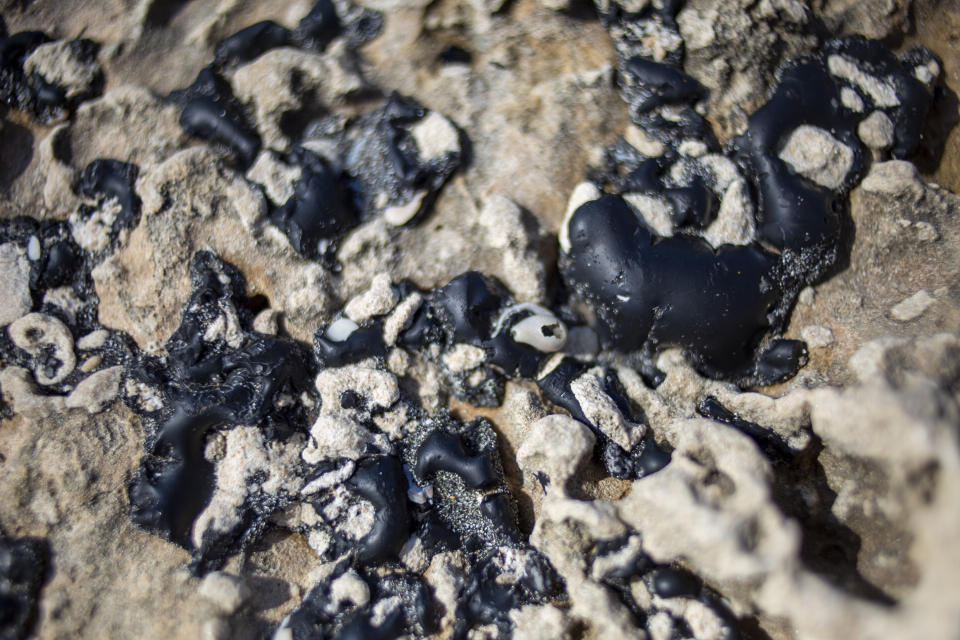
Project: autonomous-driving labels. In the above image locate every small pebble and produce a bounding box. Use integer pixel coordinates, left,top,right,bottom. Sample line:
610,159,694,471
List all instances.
890,290,934,322
800,325,834,349
76,329,110,351
198,572,250,614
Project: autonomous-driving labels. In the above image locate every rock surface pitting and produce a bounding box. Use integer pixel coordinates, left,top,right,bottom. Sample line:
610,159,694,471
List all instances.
0,1,958,639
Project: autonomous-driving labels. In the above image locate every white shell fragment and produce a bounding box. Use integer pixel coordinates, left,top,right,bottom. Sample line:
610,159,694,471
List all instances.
511,314,568,353
559,182,602,253
326,317,359,342
382,190,427,227
494,303,568,353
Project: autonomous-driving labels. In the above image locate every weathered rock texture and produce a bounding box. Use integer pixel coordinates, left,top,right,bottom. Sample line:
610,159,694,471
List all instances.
0,0,958,639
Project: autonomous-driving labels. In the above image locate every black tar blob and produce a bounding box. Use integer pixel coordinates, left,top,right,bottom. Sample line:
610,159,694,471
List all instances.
172,66,261,169
563,195,797,382
414,430,498,490
125,251,313,571
563,35,939,385
697,395,794,463
346,456,412,564
314,322,387,368
268,147,358,259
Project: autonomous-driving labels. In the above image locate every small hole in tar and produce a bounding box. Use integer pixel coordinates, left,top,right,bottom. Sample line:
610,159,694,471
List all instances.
541,324,558,337
246,293,270,314
340,389,362,409
438,45,471,64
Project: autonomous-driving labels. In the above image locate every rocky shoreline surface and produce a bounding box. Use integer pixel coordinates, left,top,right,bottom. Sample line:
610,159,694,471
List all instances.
0,0,958,639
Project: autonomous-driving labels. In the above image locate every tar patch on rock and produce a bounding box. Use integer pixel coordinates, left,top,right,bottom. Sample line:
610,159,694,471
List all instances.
281,562,436,640
536,354,670,479
169,0,380,168
124,251,313,571
166,1,462,261
562,27,941,385
0,216,135,419
316,271,567,406
117,251,564,637
266,146,357,260
0,19,103,122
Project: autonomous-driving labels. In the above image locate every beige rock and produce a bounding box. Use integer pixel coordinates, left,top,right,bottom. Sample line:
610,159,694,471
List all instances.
65,366,123,413
314,365,399,415
858,110,895,150
92,147,337,346
517,414,595,492
0,244,33,327
302,412,371,463
344,273,398,323
8,313,76,385
230,45,366,148
0,366,65,418
570,371,644,450
193,427,304,548
441,343,487,372
779,125,854,189
198,572,250,614
890,290,934,322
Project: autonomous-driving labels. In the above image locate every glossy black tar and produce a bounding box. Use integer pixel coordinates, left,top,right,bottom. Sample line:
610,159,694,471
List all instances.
563,34,940,385
620,57,706,115
346,456,411,564
284,564,435,640
565,194,785,378
172,0,386,185
173,67,261,169
395,272,555,401
76,159,141,229
414,430,498,490
648,567,701,599
452,548,562,640
268,147,358,259
621,158,716,230
314,322,387,368
697,395,794,463
267,91,464,258
128,408,226,548
125,251,313,570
